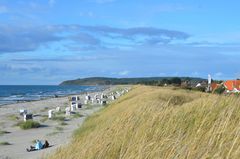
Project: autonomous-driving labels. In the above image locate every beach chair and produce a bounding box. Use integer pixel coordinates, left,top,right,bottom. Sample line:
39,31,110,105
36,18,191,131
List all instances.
56,107,61,112
101,100,107,106
24,114,33,121
76,103,82,109
65,107,71,116
70,102,76,111
111,95,116,100
19,109,27,116
48,110,54,119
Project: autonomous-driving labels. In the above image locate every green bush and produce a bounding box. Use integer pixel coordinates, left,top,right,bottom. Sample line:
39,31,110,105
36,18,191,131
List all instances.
17,120,41,130
0,141,11,145
171,77,182,85
213,85,225,94
0,130,10,136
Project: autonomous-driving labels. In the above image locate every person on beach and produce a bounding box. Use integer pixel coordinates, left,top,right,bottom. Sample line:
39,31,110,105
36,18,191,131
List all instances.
26,140,43,152
42,140,49,149
27,140,50,152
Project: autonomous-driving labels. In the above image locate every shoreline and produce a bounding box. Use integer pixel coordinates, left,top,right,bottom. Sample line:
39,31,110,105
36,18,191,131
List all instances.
0,85,110,107
0,85,128,159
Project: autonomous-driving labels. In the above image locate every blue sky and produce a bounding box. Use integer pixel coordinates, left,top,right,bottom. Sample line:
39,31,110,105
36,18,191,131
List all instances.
0,0,240,84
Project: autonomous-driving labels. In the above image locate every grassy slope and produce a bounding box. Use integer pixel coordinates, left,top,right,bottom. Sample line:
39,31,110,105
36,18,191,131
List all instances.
49,86,240,159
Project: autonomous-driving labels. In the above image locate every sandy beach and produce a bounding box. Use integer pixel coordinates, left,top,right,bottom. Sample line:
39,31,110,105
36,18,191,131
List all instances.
0,85,128,159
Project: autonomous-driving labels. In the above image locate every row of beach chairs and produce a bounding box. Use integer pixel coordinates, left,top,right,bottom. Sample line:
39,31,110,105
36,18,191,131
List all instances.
18,88,131,121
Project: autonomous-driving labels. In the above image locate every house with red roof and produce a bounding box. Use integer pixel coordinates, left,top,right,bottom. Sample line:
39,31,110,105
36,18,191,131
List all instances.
224,80,240,93
211,82,219,91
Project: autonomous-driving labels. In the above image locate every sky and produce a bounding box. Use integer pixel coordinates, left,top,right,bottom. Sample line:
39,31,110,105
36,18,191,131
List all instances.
0,0,240,84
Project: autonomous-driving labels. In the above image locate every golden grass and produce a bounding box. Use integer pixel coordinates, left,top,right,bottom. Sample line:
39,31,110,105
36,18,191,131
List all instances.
49,86,240,159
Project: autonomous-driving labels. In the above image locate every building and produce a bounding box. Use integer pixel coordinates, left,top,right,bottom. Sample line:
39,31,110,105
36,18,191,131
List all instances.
210,82,219,91
224,80,240,93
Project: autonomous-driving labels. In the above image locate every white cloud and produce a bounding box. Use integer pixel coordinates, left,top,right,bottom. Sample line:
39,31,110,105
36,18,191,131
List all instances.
0,5,8,14
0,24,189,54
118,70,130,76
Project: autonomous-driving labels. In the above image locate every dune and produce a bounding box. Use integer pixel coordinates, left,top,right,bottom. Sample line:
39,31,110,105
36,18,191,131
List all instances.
49,85,240,159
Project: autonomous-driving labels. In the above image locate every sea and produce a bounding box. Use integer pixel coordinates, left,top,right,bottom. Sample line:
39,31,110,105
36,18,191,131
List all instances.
0,85,103,106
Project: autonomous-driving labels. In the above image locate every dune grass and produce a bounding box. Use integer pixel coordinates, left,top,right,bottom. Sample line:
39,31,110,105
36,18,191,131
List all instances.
0,141,11,145
0,130,10,136
49,86,240,159
17,120,41,130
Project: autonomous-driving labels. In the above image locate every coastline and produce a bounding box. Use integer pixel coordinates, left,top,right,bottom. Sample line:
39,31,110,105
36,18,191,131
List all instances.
0,85,125,159
0,85,109,107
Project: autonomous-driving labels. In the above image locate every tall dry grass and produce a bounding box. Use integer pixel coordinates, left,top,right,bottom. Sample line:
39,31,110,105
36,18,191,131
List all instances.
49,86,240,159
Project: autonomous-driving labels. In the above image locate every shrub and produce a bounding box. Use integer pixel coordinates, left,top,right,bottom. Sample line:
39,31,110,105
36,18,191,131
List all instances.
17,120,41,130
0,141,11,145
214,85,225,94
171,77,182,85
0,130,10,136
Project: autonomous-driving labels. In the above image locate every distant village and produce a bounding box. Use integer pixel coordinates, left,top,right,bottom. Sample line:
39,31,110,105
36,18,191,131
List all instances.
180,75,240,94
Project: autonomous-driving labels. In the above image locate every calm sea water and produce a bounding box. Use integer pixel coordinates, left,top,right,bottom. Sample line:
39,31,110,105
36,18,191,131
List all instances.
0,85,103,106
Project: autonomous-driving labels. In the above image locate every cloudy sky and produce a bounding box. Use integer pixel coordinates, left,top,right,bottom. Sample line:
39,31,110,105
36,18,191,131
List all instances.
0,0,239,84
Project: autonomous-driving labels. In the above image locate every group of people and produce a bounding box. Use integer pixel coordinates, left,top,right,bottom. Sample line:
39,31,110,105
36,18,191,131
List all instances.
26,140,50,152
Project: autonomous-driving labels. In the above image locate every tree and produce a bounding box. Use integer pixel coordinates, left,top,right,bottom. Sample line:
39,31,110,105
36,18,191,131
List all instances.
171,77,182,86
213,85,225,94
161,79,171,85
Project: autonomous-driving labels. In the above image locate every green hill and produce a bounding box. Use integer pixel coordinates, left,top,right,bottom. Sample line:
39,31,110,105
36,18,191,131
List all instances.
59,77,205,85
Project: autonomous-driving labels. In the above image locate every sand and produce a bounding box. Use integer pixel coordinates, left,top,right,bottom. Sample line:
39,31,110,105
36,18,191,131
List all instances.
0,85,128,159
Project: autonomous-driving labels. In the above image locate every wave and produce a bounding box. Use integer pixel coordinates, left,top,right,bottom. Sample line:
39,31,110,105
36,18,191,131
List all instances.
0,85,103,106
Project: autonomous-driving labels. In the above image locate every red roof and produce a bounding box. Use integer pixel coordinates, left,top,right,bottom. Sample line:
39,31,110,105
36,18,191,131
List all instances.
211,83,218,90
224,80,240,91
